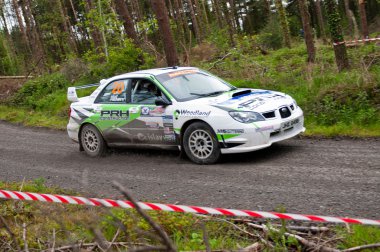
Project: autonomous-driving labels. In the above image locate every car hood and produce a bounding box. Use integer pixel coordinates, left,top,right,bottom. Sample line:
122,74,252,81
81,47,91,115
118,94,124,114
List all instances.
192,89,294,112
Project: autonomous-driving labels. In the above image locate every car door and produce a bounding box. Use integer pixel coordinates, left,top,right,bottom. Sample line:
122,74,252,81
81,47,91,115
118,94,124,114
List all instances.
124,78,176,147
93,78,139,145
93,78,176,147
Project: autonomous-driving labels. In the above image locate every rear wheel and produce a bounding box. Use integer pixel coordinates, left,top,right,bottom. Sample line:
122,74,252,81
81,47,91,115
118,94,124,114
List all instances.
80,124,107,157
183,122,221,164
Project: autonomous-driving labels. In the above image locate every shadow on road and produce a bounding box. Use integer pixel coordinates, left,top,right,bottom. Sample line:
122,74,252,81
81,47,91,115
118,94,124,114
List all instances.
106,141,301,165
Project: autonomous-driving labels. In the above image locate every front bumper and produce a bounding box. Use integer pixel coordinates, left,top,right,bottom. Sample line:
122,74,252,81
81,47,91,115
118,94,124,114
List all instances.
220,107,305,154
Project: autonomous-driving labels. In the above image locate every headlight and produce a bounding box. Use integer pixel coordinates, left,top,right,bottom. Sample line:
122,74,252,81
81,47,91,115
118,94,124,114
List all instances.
229,111,265,123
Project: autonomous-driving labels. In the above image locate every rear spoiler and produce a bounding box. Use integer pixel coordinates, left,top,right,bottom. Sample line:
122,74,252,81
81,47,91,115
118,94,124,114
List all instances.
67,83,100,102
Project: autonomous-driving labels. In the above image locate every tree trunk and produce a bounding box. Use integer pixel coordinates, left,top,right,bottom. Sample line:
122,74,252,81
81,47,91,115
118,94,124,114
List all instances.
298,0,315,62
343,0,353,34
176,0,191,42
222,0,235,46
187,0,202,43
315,0,327,43
228,0,238,31
150,0,179,66
171,0,185,46
211,0,224,29
84,0,104,54
114,0,138,44
200,0,210,33
358,0,369,39
23,0,46,68
324,0,349,71
275,0,291,48
57,0,78,53
12,0,31,52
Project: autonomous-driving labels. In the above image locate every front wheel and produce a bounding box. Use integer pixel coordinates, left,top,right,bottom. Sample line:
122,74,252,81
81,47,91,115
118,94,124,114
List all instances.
183,122,221,164
80,124,107,157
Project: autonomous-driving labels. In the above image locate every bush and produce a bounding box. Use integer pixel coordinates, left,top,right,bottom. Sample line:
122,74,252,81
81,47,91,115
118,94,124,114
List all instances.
308,82,380,126
256,18,283,50
9,73,70,112
60,57,89,82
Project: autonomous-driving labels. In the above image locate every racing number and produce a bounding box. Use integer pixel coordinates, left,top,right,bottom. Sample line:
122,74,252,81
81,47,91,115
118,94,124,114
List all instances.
111,81,125,94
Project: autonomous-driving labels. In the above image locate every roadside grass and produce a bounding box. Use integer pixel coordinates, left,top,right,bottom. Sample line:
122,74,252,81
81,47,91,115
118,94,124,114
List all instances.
0,180,379,251
0,42,379,137
0,105,66,129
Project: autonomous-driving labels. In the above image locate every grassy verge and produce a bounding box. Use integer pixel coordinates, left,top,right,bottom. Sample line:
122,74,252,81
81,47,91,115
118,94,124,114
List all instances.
0,105,66,129
0,180,379,251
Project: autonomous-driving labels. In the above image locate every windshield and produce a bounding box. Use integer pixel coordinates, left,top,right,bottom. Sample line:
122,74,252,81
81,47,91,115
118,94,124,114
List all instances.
155,70,236,101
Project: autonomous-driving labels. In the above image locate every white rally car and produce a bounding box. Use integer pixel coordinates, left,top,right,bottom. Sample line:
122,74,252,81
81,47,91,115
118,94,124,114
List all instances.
67,67,305,164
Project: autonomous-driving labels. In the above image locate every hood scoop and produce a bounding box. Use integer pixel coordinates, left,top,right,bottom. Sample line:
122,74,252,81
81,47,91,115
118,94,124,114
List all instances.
232,89,251,97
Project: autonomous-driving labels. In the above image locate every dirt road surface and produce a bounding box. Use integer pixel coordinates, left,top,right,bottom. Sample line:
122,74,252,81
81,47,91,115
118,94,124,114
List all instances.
0,121,379,219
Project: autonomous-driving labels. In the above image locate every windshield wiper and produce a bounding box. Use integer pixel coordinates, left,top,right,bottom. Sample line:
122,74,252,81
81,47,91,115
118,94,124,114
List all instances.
190,91,226,97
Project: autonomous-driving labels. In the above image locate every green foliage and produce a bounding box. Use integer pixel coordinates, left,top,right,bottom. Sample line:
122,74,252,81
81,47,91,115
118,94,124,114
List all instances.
336,225,380,250
0,34,17,75
324,0,344,42
10,73,70,116
84,40,154,79
256,17,286,50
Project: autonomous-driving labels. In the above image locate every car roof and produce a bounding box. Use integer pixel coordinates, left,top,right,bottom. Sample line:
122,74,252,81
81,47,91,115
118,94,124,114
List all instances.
106,66,199,82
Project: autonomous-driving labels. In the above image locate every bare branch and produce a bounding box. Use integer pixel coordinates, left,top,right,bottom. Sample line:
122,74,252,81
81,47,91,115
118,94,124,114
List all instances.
342,243,380,252
201,222,211,252
113,181,176,252
0,216,21,251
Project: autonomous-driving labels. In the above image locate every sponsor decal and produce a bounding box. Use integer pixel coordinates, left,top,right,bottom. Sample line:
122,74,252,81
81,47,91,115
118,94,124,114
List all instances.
150,106,165,116
111,81,125,94
129,107,139,114
168,69,197,78
255,126,274,132
174,109,211,119
238,99,265,110
163,115,173,123
141,106,150,115
218,91,283,106
146,122,159,128
164,134,176,141
110,95,125,102
137,133,164,142
164,126,174,134
100,110,129,120
217,129,244,134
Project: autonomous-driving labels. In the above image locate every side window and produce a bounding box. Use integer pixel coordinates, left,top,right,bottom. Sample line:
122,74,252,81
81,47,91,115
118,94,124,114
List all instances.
95,79,130,104
131,79,162,104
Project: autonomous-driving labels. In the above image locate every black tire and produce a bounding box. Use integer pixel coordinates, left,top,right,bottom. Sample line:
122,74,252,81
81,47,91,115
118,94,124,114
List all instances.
183,122,221,164
80,124,107,157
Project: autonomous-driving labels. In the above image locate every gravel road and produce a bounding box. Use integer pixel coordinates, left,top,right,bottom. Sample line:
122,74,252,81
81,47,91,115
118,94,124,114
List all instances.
0,121,379,219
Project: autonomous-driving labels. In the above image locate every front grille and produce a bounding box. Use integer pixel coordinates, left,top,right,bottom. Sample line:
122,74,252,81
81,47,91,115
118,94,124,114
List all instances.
262,111,276,119
279,107,291,118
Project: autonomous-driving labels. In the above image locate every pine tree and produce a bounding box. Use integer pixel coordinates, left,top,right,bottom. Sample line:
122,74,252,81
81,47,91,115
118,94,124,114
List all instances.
150,0,179,66
114,0,138,44
324,0,349,71
358,0,369,39
298,0,315,62
275,0,291,48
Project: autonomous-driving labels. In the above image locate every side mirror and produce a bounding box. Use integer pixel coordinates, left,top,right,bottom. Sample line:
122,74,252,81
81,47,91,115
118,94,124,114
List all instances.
155,96,172,106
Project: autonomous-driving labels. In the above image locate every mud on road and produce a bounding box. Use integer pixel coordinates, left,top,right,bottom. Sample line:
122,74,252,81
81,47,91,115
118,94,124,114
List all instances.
0,121,379,219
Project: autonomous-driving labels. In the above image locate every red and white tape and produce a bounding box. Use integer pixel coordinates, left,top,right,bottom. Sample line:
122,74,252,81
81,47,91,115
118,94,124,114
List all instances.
333,37,380,46
0,190,379,226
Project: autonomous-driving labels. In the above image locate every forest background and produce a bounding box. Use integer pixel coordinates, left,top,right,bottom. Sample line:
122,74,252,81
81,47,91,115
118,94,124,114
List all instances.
0,0,379,136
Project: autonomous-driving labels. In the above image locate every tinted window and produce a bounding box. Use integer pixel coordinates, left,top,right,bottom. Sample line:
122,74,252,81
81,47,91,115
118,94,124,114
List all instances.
95,79,130,104
131,79,162,104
